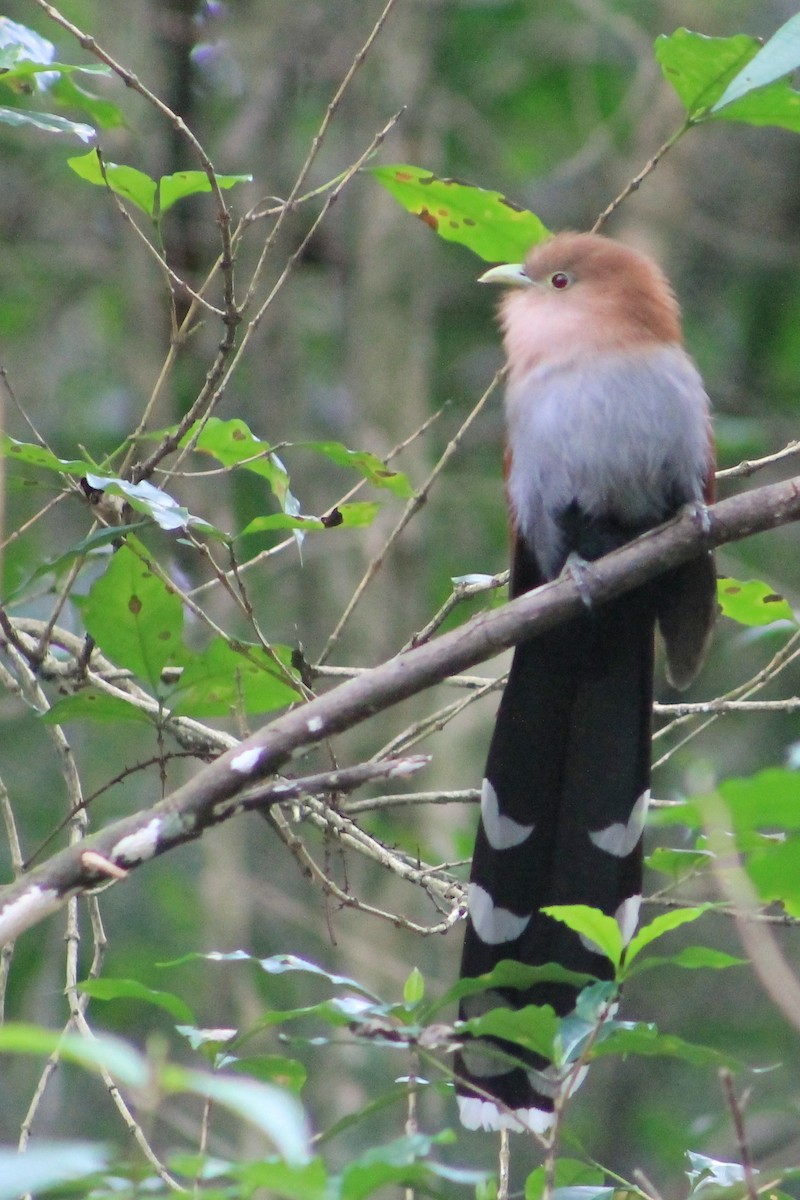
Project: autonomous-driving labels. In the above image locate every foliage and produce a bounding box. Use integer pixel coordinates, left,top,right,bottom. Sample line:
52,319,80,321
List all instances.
2,3,800,1199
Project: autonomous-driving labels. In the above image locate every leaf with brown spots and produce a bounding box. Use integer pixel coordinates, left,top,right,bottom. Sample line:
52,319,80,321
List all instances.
168,637,301,718
240,502,380,537
84,537,184,690
369,164,549,262
717,576,795,627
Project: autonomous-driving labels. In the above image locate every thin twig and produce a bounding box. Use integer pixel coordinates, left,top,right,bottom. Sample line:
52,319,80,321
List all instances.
652,632,800,769
319,370,504,665
238,0,400,314
187,402,446,601
33,0,237,324
93,149,225,317
401,572,509,653
371,674,503,761
591,119,692,233
720,1068,758,1200
717,439,800,480
632,1169,665,1200
498,1128,511,1200
343,788,480,815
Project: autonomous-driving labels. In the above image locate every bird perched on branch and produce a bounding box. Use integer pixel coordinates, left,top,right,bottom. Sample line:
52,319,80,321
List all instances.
456,231,716,1134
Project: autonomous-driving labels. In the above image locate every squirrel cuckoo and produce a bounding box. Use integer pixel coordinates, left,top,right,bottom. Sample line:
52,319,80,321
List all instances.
456,232,716,1134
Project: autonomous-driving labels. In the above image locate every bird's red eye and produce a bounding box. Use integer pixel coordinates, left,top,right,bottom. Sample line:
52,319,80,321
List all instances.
550,272,571,290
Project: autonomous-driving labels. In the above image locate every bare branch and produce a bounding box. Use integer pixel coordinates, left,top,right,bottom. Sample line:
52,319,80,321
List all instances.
2,474,800,944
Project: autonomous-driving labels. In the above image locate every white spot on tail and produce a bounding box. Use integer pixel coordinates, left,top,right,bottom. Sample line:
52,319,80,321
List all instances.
113,818,161,865
615,894,642,945
458,1095,555,1134
468,884,530,945
307,716,324,733
589,790,650,857
230,748,262,774
0,886,60,944
480,778,535,850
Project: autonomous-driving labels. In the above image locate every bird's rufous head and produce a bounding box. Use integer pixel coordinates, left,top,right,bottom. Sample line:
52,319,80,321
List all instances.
480,231,683,382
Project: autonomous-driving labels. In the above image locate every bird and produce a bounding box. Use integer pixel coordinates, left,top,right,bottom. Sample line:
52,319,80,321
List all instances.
455,231,716,1134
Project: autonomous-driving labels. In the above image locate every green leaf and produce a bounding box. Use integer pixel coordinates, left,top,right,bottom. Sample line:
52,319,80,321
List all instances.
83,539,183,689
85,472,212,535
6,524,146,604
338,1133,482,1200
0,60,110,88
175,1027,237,1056
175,419,409,506
646,846,712,878
625,945,746,978
67,155,251,217
297,440,414,498
711,80,800,134
403,967,425,1006
77,977,196,1024
623,905,714,967
427,958,596,1020
175,416,295,509
249,997,378,1032
234,1158,328,1200
340,1157,485,1200
164,1069,311,1165
240,502,380,536
461,1003,558,1060
551,1188,616,1200
41,688,155,726
542,905,623,968
51,73,123,129
655,768,800,834
158,170,252,213
748,837,800,916
655,29,759,117
203,950,383,1001
175,1024,237,1053
84,473,212,532
656,26,800,135
0,1142,110,1200
0,432,92,474
712,12,800,111
686,1151,750,1192
589,1021,738,1068
526,1160,606,1200
177,415,277,472
0,1023,149,1086
0,104,95,141
717,577,795,626
168,638,301,717
370,164,550,262
0,18,55,69
227,1054,307,1093
68,151,156,212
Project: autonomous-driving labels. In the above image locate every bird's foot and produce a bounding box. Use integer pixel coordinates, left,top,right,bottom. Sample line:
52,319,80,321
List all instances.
681,499,712,537
563,552,596,610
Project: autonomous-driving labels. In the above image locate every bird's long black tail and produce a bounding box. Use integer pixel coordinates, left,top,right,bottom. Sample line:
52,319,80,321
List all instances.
456,581,657,1133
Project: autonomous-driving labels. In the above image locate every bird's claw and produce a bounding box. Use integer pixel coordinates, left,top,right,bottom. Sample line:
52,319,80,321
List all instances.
563,552,596,610
683,500,712,537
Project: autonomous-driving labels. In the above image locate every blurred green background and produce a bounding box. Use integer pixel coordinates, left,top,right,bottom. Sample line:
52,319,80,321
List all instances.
2,0,800,1189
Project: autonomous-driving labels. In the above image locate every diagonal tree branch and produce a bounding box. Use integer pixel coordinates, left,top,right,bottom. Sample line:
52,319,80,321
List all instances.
1,473,799,945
